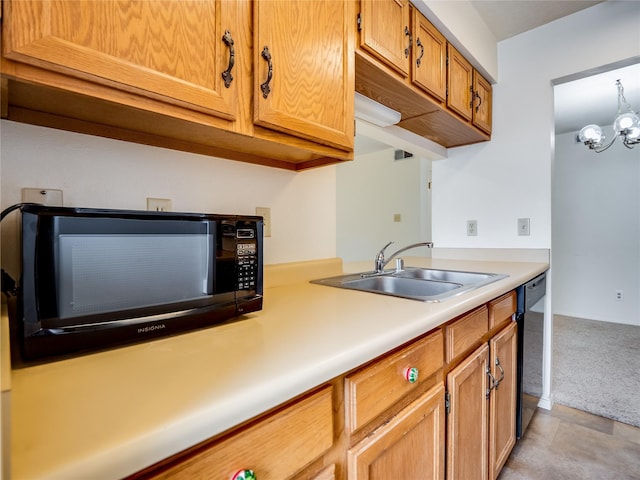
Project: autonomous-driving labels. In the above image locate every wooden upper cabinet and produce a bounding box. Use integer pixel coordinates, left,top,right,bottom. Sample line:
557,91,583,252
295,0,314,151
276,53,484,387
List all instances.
358,0,411,77
254,0,354,151
3,0,241,121
446,43,473,122
447,43,493,135
473,71,493,135
410,7,446,103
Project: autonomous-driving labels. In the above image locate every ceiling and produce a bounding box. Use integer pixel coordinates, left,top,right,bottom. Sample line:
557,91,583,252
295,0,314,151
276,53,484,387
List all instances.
469,1,604,41
554,62,640,135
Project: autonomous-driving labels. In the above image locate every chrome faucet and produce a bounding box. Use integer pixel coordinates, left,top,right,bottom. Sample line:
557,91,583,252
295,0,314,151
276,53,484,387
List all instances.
373,241,434,274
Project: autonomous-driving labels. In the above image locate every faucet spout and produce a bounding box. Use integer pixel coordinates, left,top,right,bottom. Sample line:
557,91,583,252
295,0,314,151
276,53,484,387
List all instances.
372,241,434,274
374,241,393,273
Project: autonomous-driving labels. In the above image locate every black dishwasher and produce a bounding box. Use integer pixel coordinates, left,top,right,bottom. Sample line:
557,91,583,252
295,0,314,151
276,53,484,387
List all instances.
515,271,547,439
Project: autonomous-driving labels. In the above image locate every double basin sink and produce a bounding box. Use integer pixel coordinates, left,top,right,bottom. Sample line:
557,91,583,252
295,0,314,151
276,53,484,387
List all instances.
311,267,508,302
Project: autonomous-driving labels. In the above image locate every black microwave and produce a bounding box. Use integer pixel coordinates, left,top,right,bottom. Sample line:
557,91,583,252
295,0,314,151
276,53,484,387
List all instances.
7,205,263,364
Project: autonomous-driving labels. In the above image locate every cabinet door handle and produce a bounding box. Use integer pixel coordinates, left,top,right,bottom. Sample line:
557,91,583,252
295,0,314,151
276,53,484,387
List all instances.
494,357,505,388
416,37,424,67
260,46,273,99
474,91,482,112
404,26,412,58
486,365,496,398
403,367,419,383
222,30,235,88
469,88,482,112
231,469,257,480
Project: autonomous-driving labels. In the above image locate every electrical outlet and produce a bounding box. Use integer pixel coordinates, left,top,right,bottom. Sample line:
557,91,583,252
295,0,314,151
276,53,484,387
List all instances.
22,188,63,206
256,207,272,237
467,220,478,236
147,198,172,211
393,213,402,222
518,218,531,236
616,290,624,301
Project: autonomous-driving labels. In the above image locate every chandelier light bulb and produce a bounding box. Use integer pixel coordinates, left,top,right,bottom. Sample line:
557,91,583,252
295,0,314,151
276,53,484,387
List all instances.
578,124,604,144
626,126,640,141
613,112,640,133
578,79,638,153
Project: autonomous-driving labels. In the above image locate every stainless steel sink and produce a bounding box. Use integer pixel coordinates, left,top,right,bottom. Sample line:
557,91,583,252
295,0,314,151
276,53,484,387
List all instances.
394,268,496,284
311,267,508,302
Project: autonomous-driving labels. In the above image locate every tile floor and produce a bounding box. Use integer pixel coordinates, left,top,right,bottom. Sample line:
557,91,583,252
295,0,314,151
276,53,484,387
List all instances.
499,403,640,480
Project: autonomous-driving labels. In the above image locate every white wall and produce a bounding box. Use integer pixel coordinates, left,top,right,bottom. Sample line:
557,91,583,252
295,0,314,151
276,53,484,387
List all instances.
432,1,640,250
417,0,498,82
336,148,431,262
0,121,337,267
553,132,640,326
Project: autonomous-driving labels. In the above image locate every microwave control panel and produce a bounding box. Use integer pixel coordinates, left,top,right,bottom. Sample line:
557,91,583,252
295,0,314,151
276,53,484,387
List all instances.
236,227,258,291
237,242,257,291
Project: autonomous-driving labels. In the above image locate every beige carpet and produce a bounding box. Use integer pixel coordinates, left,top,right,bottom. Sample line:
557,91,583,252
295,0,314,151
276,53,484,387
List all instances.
552,315,640,428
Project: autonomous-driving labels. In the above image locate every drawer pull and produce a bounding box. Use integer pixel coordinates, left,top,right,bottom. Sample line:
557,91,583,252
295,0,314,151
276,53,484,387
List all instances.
231,469,256,480
221,30,235,88
260,46,273,99
403,367,419,383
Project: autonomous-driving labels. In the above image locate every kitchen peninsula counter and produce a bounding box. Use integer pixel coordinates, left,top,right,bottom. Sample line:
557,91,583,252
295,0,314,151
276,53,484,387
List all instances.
6,256,548,479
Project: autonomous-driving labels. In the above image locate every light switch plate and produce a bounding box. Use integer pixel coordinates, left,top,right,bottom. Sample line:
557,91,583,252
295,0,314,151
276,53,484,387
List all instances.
256,207,272,237
518,218,530,236
147,198,172,211
467,219,478,236
22,188,63,206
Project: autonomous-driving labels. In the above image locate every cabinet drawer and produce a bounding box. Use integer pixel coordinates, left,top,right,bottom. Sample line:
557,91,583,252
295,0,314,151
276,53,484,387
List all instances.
445,306,488,363
154,386,333,479
489,291,516,330
346,330,443,434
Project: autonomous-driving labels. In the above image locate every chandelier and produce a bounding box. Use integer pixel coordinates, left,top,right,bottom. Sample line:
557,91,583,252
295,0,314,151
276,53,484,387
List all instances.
578,79,640,153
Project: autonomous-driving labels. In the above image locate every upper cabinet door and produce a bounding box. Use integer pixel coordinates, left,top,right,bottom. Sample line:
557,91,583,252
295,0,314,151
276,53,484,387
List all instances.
473,72,493,135
3,0,241,121
446,44,473,122
358,0,411,77
411,8,446,103
253,0,354,151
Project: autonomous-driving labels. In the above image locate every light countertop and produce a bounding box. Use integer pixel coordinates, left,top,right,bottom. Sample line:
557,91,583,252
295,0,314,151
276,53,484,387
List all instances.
6,256,548,479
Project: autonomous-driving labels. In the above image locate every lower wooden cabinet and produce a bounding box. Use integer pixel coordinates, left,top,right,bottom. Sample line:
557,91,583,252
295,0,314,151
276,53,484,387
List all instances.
347,383,445,480
489,322,518,479
446,343,490,480
146,386,333,479
446,321,518,480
